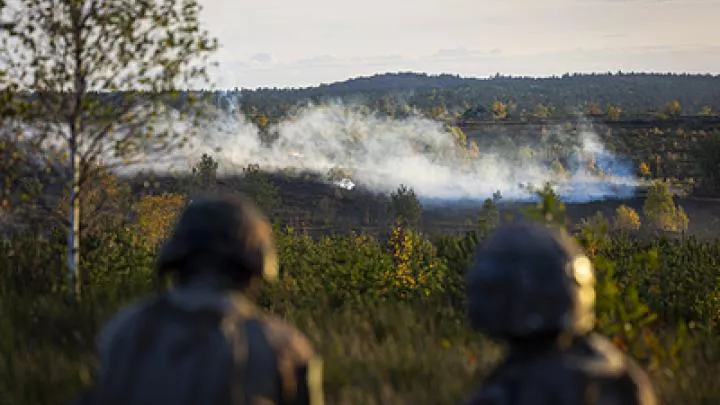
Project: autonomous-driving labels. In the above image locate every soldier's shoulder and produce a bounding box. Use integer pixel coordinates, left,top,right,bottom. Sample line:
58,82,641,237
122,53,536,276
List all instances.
98,295,162,353
583,333,650,378
582,333,658,405
258,313,316,363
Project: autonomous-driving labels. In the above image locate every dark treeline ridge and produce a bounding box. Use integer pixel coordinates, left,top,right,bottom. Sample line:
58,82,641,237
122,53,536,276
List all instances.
10,72,720,123
231,72,720,120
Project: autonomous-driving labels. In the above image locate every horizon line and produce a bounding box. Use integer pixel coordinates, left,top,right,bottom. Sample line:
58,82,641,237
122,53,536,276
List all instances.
214,69,720,91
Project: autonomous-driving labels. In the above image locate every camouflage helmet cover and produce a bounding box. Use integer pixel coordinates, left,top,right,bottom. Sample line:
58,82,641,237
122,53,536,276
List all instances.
156,192,279,283
465,221,595,339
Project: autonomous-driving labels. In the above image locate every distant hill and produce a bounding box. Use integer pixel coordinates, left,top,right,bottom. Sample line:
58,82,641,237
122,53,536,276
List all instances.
235,71,720,118
301,72,480,94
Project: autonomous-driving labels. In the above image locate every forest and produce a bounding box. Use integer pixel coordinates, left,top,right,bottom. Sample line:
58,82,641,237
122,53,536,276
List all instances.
230,72,720,122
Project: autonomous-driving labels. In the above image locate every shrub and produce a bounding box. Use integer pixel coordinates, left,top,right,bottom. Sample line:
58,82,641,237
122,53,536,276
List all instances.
390,185,422,229
521,182,566,226
191,153,219,189
643,181,689,232
386,221,448,299
614,204,642,231
638,161,651,178
129,193,187,250
578,211,611,257
241,164,281,214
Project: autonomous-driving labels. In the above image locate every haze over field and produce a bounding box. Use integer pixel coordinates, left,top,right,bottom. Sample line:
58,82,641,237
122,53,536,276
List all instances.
131,102,640,203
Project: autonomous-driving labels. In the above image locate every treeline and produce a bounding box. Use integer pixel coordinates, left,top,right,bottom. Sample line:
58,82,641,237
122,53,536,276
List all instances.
9,72,720,125
232,72,720,121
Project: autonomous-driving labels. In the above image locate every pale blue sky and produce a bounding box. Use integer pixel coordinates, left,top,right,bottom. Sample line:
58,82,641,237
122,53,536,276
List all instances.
201,0,720,89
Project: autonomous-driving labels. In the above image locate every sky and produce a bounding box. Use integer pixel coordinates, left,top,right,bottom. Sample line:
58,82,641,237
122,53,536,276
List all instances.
202,0,720,89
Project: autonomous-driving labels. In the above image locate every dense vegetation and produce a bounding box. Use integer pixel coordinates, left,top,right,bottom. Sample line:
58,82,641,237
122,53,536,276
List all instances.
2,163,719,405
228,72,720,122
19,72,719,129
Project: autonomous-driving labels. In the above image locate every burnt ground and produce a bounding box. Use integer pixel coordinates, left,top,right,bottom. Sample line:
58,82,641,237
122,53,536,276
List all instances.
208,174,720,240
247,116,720,239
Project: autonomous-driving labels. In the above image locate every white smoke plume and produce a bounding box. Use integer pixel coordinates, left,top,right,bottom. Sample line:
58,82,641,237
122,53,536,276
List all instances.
2,94,639,202
140,101,639,203
125,102,641,203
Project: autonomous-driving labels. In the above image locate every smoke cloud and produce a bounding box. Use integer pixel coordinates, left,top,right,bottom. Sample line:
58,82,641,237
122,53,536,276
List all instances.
135,101,640,203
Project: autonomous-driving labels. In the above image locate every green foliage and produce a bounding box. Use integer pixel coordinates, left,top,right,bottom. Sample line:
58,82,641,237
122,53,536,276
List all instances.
191,153,219,189
643,181,689,232
385,221,449,299
129,193,187,250
390,184,422,229
613,204,642,232
592,252,688,373
577,211,611,257
521,182,567,226
241,164,281,214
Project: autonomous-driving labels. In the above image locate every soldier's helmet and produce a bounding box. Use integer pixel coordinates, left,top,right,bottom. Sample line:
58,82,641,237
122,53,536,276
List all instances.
155,192,279,285
466,221,595,340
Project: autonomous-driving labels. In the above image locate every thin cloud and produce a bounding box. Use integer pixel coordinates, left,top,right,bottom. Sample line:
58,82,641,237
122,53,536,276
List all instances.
249,53,274,64
430,48,487,60
210,44,720,88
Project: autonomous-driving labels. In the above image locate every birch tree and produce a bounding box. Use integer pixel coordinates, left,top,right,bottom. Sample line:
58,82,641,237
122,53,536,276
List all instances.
0,0,217,297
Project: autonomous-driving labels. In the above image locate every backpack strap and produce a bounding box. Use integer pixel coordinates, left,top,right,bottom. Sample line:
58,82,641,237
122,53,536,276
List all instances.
257,316,321,405
221,306,250,405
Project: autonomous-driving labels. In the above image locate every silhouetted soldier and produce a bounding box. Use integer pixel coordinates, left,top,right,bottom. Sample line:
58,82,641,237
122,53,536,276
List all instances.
90,193,324,405
464,222,657,405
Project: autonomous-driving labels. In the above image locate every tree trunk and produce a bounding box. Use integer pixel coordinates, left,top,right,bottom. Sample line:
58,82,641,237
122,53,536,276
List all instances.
68,2,83,298
67,145,81,297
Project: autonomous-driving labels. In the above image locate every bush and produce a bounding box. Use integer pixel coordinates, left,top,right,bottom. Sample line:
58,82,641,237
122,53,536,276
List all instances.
129,193,187,250
241,164,281,214
390,185,422,229
614,204,642,231
643,181,689,232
